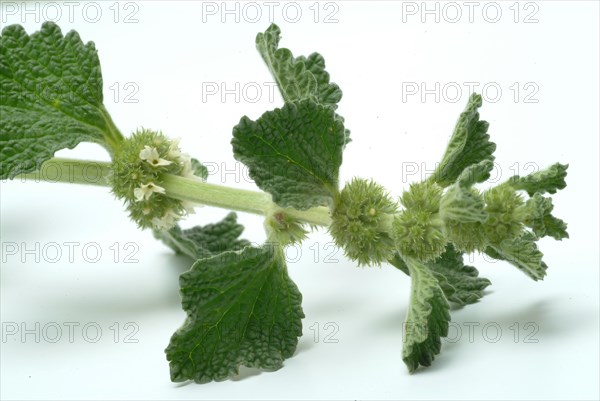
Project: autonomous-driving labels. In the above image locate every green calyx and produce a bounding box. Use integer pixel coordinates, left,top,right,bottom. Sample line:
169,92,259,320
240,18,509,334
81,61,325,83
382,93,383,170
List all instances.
444,218,487,253
392,181,447,261
439,186,487,253
482,185,526,245
110,129,196,230
441,185,525,253
264,207,310,246
329,178,397,266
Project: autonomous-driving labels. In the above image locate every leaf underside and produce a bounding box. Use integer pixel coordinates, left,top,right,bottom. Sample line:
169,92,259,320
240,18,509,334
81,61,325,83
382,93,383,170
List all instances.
255,23,350,144
485,231,548,281
155,212,250,260
523,193,569,240
402,257,451,372
433,93,496,187
508,163,568,196
256,23,342,108
390,245,491,306
427,245,491,305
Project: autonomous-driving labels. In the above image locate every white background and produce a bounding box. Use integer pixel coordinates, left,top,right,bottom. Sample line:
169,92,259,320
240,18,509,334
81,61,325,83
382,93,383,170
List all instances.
1,1,599,400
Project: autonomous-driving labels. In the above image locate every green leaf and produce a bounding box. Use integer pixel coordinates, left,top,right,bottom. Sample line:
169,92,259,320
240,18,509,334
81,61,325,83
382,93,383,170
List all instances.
190,158,209,180
165,245,304,383
522,193,569,240
440,185,488,223
432,94,496,187
254,24,349,144
390,245,491,306
402,257,450,373
485,231,548,280
427,244,491,306
232,99,346,210
296,52,343,108
0,22,123,179
456,160,494,188
389,253,410,275
508,163,568,196
155,212,250,260
296,51,350,143
256,24,342,108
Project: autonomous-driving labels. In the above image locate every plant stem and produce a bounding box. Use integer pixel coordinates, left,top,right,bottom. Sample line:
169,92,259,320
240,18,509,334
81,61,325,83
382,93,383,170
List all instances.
18,158,112,186
15,158,332,227
161,174,271,216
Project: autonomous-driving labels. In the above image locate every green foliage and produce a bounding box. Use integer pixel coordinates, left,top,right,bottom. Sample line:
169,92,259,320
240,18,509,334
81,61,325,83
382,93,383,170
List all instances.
456,159,495,187
256,23,342,108
255,23,350,141
402,257,450,373
485,232,548,280
165,245,303,383
232,99,346,210
1,22,571,381
520,193,568,240
390,245,491,306
0,22,123,179
440,176,488,224
430,94,496,187
426,245,491,305
508,163,569,196
155,212,250,260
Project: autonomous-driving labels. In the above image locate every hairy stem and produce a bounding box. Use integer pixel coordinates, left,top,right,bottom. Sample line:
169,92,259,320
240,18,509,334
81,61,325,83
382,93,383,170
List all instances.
15,158,332,227
18,158,112,186
162,174,271,215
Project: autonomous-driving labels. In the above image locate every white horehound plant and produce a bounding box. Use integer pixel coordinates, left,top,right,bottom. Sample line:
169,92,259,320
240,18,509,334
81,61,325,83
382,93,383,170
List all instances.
0,22,569,383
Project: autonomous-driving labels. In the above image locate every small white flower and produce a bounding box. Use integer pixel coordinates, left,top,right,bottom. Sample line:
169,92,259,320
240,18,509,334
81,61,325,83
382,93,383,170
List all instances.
139,146,172,167
152,209,180,230
168,138,182,160
180,155,203,179
133,182,166,202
